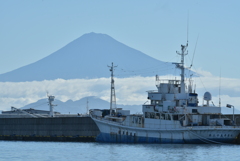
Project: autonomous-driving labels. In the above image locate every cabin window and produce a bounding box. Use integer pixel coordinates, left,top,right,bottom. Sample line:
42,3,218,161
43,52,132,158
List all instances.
166,114,171,120
224,120,231,125
176,100,180,106
160,113,165,120
210,115,219,119
156,113,160,119
134,117,138,123
192,109,198,113
145,112,150,118
151,100,155,105
150,113,155,118
139,118,142,124
173,115,179,120
145,112,156,119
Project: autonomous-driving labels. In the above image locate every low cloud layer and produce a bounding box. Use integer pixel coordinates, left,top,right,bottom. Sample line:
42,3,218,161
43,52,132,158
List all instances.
0,70,239,113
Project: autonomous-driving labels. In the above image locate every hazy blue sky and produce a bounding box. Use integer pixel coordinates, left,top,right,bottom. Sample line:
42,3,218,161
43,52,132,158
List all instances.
0,0,240,78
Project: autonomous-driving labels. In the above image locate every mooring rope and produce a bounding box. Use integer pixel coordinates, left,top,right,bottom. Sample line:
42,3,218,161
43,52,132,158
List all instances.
188,130,227,144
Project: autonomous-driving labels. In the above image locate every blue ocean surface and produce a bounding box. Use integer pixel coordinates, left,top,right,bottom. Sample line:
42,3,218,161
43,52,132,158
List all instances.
0,141,240,161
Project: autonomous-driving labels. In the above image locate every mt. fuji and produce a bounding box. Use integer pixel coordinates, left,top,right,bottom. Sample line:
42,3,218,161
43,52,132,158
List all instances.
0,32,183,82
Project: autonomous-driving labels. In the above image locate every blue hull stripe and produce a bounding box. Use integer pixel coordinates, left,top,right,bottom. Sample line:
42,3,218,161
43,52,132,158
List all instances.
96,133,236,144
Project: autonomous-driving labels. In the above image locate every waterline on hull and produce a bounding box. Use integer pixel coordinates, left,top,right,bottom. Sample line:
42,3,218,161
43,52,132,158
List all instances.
96,133,236,144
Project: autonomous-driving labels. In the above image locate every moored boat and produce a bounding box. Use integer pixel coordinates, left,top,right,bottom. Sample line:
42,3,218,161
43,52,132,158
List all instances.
90,41,240,144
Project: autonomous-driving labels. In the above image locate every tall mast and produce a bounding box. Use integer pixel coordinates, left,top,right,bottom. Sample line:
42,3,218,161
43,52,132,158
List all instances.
174,43,188,94
108,62,117,115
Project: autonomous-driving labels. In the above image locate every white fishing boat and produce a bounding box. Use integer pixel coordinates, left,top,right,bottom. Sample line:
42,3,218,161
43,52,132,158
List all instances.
90,42,240,144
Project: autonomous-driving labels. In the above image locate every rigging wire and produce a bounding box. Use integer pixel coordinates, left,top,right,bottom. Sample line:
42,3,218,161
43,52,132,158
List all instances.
116,69,175,77
191,65,208,92
118,65,171,74
118,62,172,73
115,66,175,77
190,34,199,69
115,53,182,77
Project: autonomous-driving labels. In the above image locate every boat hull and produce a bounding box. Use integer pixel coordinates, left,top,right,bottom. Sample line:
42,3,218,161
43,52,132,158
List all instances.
96,132,236,144
93,118,240,144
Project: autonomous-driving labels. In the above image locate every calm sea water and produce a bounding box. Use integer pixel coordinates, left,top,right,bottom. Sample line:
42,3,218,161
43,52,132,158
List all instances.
0,141,240,161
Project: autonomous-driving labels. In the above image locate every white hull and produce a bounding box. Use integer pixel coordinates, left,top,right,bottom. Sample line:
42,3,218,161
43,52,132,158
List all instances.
93,118,240,144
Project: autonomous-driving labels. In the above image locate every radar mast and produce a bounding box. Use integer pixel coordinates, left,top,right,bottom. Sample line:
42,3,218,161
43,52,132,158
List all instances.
173,43,188,94
108,62,117,116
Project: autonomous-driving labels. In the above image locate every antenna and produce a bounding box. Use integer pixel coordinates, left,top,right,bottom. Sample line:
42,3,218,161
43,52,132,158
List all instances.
108,62,117,116
86,98,89,115
172,16,190,94
219,68,222,107
187,11,189,43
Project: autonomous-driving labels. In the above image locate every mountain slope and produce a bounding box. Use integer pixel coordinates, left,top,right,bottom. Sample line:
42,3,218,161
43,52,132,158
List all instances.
0,32,178,82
